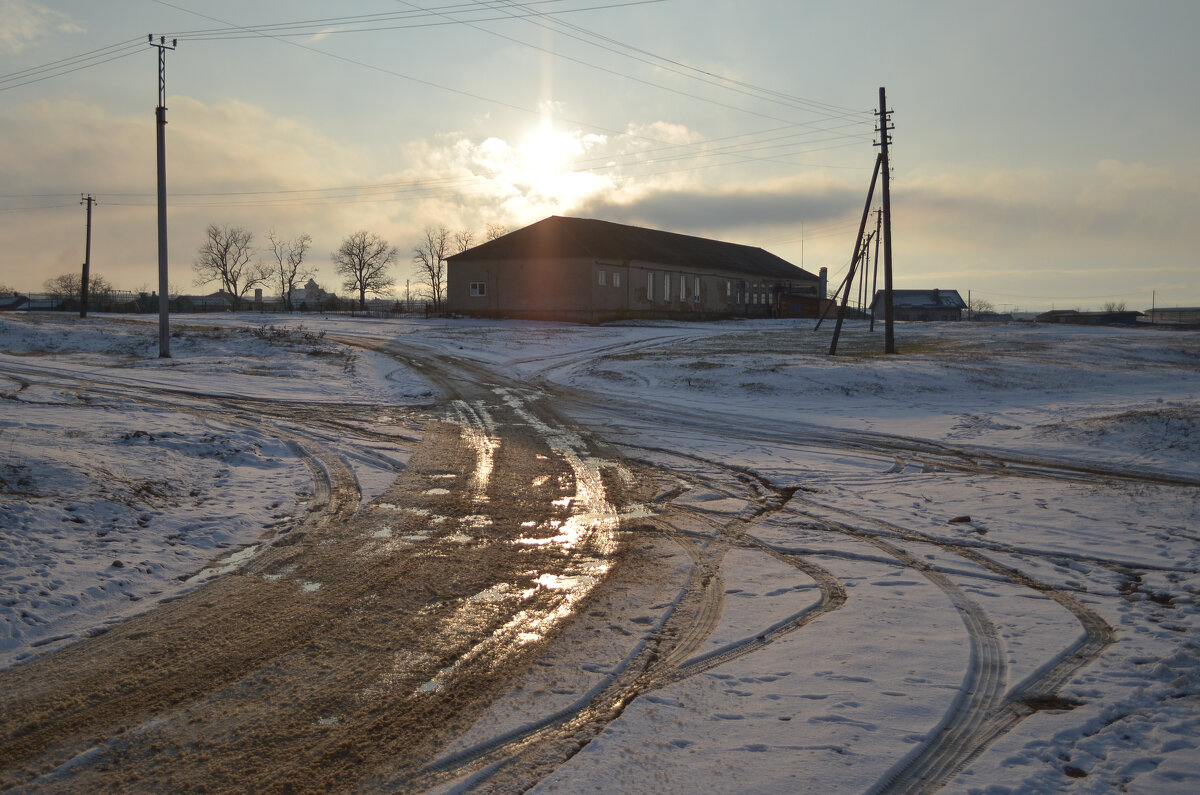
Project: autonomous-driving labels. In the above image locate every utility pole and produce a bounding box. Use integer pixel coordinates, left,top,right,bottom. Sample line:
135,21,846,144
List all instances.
877,87,896,353
826,153,882,355
869,208,882,331
150,35,177,358
80,194,96,318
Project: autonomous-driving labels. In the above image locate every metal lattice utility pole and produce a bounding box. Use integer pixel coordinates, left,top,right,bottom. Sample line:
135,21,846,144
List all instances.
80,194,96,319
876,87,896,353
150,35,177,358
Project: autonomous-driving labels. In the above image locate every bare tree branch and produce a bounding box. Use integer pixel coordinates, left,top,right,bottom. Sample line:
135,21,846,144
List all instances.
413,225,450,312
267,230,313,312
453,229,475,254
332,230,397,311
193,224,267,310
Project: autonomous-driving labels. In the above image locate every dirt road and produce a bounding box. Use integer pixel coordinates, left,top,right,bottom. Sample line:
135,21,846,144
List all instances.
2,326,1159,794
0,336,645,792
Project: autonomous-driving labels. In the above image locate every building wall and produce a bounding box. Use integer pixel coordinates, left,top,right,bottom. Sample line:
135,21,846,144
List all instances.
448,257,817,321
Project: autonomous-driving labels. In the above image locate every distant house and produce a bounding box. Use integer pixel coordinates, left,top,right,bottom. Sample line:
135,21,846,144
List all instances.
176,293,231,313
0,293,27,311
1035,309,1143,326
445,216,824,323
870,288,967,322
288,278,337,310
1143,307,1200,326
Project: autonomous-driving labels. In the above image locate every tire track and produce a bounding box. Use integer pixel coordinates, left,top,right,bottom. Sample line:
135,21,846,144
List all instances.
397,456,849,793
600,442,1111,795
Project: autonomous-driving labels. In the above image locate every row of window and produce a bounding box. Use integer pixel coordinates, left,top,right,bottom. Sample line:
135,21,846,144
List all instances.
642,271,777,306
469,273,779,305
596,269,622,288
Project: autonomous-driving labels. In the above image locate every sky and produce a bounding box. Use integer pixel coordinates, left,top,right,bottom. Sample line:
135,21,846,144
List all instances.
0,0,1197,311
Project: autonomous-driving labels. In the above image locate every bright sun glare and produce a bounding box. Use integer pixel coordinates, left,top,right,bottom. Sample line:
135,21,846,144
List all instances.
520,128,578,174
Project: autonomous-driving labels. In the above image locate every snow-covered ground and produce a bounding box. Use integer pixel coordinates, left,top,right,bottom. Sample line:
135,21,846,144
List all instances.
2,312,1197,793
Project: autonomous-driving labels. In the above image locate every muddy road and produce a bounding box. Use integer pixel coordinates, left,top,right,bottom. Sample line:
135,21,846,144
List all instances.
3,323,1185,793
0,335,644,792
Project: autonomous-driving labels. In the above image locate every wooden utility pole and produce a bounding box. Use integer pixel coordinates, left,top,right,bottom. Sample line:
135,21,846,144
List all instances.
80,194,96,318
869,208,882,331
827,154,882,355
150,35,177,358
877,87,896,353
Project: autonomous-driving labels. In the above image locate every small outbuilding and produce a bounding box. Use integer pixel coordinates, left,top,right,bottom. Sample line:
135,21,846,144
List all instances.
445,216,824,322
870,288,967,322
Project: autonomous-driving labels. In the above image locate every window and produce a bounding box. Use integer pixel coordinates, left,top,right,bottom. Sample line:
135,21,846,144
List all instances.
663,274,670,302
647,272,654,301
613,271,621,288
693,276,701,302
679,274,687,302
469,281,486,297
726,281,732,303
598,269,607,286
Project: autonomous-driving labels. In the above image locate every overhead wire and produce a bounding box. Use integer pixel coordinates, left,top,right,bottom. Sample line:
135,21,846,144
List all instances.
1,1,879,229
0,37,145,92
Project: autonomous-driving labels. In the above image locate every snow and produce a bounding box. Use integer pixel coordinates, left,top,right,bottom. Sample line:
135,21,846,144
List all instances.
3,312,1199,793
0,314,426,668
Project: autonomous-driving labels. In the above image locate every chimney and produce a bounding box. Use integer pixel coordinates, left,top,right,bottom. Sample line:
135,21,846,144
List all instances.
818,267,828,299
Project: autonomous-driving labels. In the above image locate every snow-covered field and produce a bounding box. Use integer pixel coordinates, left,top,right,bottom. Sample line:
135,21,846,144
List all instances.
2,312,1198,793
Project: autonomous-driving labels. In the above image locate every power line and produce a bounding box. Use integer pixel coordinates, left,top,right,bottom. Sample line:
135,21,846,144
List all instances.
0,38,145,92
158,0,666,39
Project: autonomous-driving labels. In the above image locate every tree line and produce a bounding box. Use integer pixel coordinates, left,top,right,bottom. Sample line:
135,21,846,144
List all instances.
28,222,509,312
193,222,508,312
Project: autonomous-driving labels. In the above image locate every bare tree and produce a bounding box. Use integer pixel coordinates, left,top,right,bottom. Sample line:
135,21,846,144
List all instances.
332,230,398,311
413,225,450,312
967,295,995,316
267,230,313,312
485,223,508,241
193,224,267,310
43,273,112,308
453,229,475,254
1103,300,1128,312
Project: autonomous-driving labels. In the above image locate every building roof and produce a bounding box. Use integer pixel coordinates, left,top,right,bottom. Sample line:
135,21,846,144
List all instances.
872,289,967,310
447,216,817,281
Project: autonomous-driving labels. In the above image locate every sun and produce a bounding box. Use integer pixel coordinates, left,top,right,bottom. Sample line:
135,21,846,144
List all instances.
519,127,578,175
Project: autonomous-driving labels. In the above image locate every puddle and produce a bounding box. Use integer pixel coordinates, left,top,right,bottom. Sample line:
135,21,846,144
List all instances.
377,504,449,524
469,583,513,603
425,488,450,496
448,401,499,503
262,564,298,582
372,526,393,538
185,544,260,584
301,582,322,593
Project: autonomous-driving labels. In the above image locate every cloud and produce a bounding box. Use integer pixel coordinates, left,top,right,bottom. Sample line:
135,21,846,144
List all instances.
0,0,82,54
574,180,862,236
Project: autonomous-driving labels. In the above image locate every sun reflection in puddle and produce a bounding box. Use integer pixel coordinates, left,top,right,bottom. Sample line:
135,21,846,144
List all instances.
413,559,610,696
448,400,499,504
405,388,630,700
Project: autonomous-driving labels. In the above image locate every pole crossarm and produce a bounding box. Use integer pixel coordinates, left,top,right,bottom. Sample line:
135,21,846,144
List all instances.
148,35,177,108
